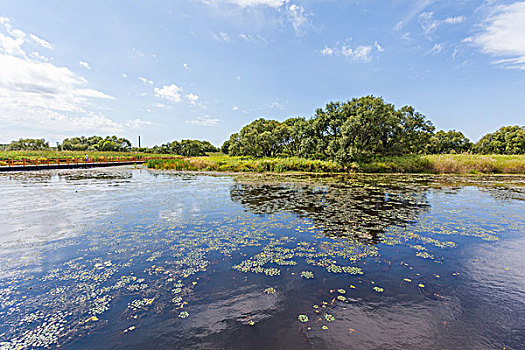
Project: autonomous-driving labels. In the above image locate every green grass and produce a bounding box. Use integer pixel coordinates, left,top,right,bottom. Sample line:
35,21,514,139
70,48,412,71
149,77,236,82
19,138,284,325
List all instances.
147,154,525,174
147,155,343,173
0,150,180,166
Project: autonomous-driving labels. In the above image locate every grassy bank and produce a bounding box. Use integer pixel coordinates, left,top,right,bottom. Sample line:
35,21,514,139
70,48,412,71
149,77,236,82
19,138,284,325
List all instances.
0,150,180,166
146,154,525,174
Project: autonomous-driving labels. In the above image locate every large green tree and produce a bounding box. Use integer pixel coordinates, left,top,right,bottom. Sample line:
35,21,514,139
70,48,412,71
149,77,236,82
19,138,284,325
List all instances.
427,130,472,154
474,126,525,154
228,118,289,157
8,138,49,150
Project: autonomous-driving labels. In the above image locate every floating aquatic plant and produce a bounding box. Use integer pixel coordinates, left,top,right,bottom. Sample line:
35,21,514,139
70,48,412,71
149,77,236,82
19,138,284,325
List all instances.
300,271,314,279
298,314,309,323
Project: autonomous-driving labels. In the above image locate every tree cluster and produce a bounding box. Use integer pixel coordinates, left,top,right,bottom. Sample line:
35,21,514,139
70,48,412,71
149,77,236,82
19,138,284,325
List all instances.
59,136,132,152
7,138,50,151
149,140,218,156
222,95,524,163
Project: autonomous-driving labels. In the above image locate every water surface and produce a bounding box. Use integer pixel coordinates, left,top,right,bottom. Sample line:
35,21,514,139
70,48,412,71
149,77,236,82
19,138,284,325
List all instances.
0,168,524,349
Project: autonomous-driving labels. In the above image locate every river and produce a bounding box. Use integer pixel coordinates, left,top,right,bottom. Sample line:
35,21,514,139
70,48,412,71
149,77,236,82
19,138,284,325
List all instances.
0,167,524,349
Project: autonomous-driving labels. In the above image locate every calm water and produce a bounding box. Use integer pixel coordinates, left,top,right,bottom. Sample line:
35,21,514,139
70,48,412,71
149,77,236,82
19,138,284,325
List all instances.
0,167,524,349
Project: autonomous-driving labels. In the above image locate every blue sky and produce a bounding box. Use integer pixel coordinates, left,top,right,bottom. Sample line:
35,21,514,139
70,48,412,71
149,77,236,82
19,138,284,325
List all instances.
0,0,524,147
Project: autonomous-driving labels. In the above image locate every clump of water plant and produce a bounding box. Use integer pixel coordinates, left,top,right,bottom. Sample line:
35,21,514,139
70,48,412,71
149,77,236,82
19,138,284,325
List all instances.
301,270,314,279
298,314,309,323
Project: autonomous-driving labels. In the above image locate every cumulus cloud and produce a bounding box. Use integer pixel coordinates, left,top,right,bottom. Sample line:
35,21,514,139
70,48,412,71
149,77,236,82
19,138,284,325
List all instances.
0,17,149,137
154,84,183,102
468,2,525,70
285,4,310,35
79,60,91,69
185,93,200,105
185,115,220,126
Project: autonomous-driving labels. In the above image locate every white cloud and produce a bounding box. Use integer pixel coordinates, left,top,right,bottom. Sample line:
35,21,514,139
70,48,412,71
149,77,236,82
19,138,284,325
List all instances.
286,4,310,35
154,84,183,102
232,106,239,111
79,60,91,69
217,0,284,8
428,42,444,55
211,31,231,42
185,93,200,105
418,12,465,36
183,62,190,70
185,115,220,126
238,33,267,43
138,76,153,85
321,41,381,63
0,17,139,137
268,101,283,109
122,73,127,78
125,118,152,129
29,33,53,49
469,2,525,70
320,46,335,56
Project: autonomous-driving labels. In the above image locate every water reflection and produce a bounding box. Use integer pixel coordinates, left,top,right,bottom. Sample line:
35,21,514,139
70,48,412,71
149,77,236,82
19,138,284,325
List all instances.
230,177,430,243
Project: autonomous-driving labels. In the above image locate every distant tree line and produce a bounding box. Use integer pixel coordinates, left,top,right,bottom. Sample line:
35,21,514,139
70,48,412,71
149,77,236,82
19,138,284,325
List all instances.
59,136,132,152
146,140,218,156
3,135,219,157
222,96,524,163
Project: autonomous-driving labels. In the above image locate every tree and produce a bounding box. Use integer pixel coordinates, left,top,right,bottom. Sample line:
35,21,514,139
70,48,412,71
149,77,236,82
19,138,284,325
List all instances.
221,140,230,154
474,126,525,154
8,138,49,150
228,118,288,157
426,130,472,154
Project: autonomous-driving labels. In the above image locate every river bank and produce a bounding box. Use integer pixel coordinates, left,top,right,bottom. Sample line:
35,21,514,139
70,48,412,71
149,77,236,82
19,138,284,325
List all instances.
146,154,525,174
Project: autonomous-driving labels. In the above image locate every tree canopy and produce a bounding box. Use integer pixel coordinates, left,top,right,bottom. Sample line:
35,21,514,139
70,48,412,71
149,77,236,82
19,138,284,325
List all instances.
60,136,131,152
8,138,49,151
427,130,473,154
224,96,436,164
474,126,525,154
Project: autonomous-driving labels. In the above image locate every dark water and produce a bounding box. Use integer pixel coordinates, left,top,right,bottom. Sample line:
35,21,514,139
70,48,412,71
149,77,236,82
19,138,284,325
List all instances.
0,167,524,349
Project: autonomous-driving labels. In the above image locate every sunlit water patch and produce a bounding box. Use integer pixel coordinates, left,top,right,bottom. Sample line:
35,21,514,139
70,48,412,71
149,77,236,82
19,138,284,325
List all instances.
0,168,524,349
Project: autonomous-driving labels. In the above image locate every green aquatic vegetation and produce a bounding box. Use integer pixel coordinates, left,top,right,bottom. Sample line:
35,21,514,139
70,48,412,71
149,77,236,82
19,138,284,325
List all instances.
264,287,276,294
178,311,190,319
324,314,335,322
337,295,347,302
298,314,309,323
337,289,346,294
301,271,314,279
373,286,384,293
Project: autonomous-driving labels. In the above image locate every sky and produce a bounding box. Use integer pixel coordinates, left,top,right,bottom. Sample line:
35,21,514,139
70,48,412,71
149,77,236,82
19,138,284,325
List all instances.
0,0,524,147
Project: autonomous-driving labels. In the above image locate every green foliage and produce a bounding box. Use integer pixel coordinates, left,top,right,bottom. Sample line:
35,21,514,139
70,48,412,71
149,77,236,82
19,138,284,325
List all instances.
474,126,525,154
60,136,131,152
146,154,525,174
150,139,218,156
228,118,289,157
7,138,49,151
427,130,472,154
225,96,435,165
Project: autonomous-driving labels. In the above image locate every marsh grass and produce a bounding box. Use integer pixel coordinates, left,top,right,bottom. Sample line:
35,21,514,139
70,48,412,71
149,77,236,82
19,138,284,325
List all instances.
0,150,180,166
147,154,525,174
